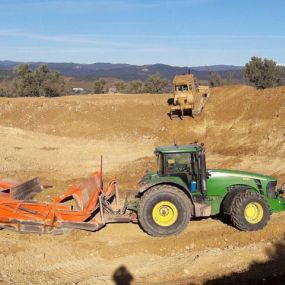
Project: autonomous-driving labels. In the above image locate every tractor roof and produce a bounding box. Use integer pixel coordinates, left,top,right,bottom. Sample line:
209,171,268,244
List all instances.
154,144,203,154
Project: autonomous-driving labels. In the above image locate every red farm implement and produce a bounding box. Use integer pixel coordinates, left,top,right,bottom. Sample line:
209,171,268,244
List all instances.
0,172,136,234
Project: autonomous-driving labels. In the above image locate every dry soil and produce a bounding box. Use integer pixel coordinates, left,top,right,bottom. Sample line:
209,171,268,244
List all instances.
0,85,285,284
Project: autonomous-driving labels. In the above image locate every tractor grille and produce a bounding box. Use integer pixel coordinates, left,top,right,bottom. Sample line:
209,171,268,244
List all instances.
266,181,277,198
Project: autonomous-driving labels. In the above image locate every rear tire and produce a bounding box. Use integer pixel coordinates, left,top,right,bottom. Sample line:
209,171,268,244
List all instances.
230,190,270,231
138,185,191,236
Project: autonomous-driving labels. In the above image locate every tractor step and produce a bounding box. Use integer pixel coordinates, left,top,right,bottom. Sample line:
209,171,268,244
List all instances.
194,202,211,217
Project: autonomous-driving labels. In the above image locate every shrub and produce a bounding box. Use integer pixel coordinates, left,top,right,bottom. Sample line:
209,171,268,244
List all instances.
143,73,168,93
0,87,11,97
93,79,107,94
13,64,65,97
245,56,281,89
208,71,224,87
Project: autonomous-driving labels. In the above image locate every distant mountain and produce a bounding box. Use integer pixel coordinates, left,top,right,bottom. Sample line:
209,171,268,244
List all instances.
191,65,243,72
0,61,243,81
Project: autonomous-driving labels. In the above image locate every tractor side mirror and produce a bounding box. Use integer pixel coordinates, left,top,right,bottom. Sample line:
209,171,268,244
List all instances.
206,171,211,178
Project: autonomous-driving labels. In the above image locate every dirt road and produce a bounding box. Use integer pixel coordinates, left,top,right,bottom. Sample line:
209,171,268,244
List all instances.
0,85,285,284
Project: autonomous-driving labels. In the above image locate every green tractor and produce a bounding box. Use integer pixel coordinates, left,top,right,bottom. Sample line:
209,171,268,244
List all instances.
136,144,285,236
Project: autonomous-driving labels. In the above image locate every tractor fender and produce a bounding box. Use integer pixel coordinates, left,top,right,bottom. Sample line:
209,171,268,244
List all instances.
222,184,259,215
138,181,194,206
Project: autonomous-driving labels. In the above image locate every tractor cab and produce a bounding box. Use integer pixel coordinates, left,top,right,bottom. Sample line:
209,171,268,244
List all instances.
154,144,207,196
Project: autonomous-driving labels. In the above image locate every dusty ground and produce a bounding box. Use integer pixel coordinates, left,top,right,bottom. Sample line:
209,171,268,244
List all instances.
0,85,285,284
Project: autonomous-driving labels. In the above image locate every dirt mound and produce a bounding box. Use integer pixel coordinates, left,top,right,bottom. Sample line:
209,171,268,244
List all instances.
1,85,284,152
1,85,284,184
0,85,285,284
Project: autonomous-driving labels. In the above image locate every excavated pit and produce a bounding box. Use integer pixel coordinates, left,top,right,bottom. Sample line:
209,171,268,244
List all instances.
0,85,285,284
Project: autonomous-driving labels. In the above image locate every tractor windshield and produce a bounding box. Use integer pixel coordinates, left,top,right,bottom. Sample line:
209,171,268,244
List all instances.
156,150,202,190
157,151,200,178
164,153,192,174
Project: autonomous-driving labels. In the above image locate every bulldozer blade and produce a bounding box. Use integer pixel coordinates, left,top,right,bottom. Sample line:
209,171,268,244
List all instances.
10,178,42,200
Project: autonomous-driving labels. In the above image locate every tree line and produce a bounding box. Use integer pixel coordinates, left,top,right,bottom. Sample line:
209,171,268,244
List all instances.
93,72,169,94
0,57,284,98
0,64,65,97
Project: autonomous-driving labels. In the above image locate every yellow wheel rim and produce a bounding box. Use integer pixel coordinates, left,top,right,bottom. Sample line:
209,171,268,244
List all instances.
152,201,178,227
244,202,263,224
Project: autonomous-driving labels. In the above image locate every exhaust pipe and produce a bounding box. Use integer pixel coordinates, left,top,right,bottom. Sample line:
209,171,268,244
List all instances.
200,148,207,199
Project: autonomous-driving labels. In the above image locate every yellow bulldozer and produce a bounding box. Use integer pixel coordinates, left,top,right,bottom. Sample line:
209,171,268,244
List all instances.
168,74,210,119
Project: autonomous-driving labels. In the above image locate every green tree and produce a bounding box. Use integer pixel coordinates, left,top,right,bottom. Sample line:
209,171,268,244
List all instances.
245,56,281,89
0,87,11,97
42,70,65,97
13,66,40,97
16,64,30,77
93,78,107,94
13,64,65,97
114,81,127,93
35,64,49,93
278,66,285,85
143,73,168,93
127,80,144,93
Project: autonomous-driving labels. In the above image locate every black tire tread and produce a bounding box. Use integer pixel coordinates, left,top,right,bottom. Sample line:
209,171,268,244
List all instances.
230,190,270,231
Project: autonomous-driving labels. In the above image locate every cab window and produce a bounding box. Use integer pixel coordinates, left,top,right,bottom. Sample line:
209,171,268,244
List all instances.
165,153,191,173
176,85,189,91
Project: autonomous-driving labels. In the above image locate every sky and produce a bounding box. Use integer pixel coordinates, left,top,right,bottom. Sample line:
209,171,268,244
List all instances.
0,0,284,66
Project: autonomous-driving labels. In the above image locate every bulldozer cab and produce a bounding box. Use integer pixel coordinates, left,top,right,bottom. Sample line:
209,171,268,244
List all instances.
174,74,195,93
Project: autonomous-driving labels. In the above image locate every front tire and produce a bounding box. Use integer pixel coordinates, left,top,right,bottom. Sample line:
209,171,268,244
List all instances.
230,190,270,231
138,185,191,237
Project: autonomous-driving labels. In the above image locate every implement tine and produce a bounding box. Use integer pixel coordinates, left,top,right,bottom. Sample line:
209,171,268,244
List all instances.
11,178,42,200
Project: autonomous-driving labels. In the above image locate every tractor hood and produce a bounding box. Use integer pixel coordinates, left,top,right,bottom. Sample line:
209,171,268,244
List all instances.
206,168,278,202
140,169,276,184
208,169,275,182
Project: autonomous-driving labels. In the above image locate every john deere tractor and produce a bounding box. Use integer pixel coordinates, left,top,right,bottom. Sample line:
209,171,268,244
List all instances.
137,144,285,236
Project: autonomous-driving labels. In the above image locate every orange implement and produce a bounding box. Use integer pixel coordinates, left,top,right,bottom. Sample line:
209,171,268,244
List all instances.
0,172,136,234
